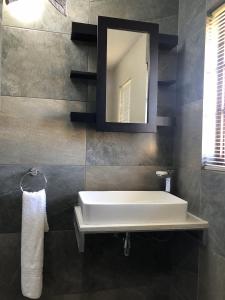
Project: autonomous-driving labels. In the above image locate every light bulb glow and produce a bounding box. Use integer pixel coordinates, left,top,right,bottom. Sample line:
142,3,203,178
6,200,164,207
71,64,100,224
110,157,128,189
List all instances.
7,0,45,23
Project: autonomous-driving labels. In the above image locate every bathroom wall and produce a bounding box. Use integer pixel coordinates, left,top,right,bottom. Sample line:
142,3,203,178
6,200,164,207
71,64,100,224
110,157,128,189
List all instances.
0,0,178,299
173,0,225,299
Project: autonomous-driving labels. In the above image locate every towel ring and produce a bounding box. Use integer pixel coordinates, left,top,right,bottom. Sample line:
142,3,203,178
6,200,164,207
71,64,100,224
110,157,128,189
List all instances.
20,168,47,192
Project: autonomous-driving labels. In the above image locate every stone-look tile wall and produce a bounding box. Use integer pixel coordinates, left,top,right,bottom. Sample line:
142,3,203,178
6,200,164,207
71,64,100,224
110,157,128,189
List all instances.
0,0,178,299
173,0,225,299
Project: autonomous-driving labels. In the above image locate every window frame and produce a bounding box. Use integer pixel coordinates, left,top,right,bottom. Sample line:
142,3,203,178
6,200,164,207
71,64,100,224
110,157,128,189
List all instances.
202,3,225,171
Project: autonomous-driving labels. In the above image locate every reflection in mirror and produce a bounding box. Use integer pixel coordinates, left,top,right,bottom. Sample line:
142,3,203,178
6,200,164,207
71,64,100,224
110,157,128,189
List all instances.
106,29,149,124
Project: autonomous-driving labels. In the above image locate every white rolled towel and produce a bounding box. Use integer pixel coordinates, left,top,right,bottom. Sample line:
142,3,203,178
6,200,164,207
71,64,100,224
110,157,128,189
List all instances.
21,189,49,299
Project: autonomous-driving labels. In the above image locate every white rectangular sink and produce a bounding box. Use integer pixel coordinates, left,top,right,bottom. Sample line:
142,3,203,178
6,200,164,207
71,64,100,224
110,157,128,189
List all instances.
78,191,188,225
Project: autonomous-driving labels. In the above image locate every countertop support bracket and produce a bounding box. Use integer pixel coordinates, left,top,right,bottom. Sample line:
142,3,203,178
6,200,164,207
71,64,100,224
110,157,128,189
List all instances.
74,218,85,253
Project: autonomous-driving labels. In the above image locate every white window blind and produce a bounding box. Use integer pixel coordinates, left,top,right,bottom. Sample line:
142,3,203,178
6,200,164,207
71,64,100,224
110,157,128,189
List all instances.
203,3,225,169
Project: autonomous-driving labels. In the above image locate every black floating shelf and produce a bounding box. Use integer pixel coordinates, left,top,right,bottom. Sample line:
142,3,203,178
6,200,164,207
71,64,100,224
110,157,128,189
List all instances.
71,22,178,50
70,112,96,123
158,34,178,50
71,70,176,87
70,112,171,127
158,80,176,87
71,22,97,42
70,70,97,81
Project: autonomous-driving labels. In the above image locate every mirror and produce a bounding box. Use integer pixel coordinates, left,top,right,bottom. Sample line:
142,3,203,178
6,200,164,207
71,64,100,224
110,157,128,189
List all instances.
97,17,159,132
106,29,149,123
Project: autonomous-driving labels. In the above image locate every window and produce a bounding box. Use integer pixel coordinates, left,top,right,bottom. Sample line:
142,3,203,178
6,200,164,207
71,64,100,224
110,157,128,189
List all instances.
203,3,225,170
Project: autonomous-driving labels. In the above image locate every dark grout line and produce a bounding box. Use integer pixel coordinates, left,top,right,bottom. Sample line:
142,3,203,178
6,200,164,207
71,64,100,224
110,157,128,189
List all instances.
3,24,71,36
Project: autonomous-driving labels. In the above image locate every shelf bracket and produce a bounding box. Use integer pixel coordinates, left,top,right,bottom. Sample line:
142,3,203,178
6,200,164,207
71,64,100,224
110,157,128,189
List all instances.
74,218,85,253
124,232,131,256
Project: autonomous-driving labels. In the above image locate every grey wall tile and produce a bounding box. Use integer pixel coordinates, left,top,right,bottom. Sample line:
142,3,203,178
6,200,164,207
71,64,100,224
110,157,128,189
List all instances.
0,165,85,233
201,170,225,258
0,97,86,165
170,232,199,300
0,232,23,299
44,230,171,297
88,85,96,103
198,248,225,300
86,126,173,166
157,86,176,117
85,165,167,191
41,165,85,230
2,26,88,101
175,100,203,169
155,14,178,35
170,287,186,300
178,0,206,39
174,2,213,300
177,0,206,105
157,50,177,117
88,45,97,73
0,230,171,299
86,101,96,113
49,285,170,300
1,96,86,117
206,0,224,11
159,50,177,82
89,0,179,26
175,167,201,215
2,0,89,34
177,30,205,105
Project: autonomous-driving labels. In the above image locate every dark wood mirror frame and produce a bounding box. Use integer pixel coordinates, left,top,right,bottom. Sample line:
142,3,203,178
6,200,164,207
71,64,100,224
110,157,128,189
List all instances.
96,16,159,133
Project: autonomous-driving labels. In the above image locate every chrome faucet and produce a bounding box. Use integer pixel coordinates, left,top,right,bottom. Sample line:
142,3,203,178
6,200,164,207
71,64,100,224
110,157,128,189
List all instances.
156,170,173,193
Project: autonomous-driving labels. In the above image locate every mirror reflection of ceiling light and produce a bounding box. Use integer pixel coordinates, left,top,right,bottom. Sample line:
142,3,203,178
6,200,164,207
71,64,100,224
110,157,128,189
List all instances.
6,0,45,23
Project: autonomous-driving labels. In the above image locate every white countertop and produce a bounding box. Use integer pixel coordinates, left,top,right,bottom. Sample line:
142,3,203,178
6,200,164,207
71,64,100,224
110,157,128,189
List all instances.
74,206,208,233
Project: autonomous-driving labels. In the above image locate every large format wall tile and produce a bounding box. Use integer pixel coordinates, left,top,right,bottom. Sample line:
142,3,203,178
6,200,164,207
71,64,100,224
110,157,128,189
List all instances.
2,0,89,34
40,165,85,230
85,166,167,191
177,0,206,105
170,287,186,300
158,86,176,116
49,285,170,300
175,100,202,169
158,50,177,81
1,96,86,118
170,232,200,300
154,14,178,35
0,230,171,300
174,2,207,300
201,170,225,258
43,230,171,297
0,233,21,299
178,0,206,40
177,29,205,105
86,126,173,166
0,96,86,165
207,0,224,11
0,165,85,233
89,0,179,26
2,26,88,101
198,248,225,300
175,167,201,215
